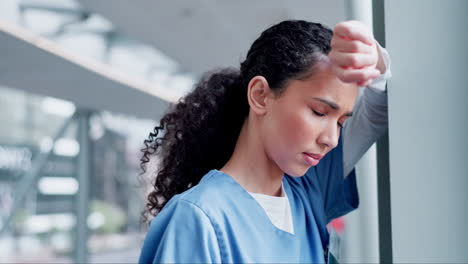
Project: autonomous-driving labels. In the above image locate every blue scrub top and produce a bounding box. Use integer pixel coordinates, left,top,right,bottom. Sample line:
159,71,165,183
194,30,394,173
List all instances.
139,137,359,263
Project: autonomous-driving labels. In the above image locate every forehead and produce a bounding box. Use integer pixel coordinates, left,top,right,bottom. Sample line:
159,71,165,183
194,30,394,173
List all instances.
282,63,359,109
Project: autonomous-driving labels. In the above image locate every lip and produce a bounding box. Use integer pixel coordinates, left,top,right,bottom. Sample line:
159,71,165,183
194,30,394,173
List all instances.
303,152,323,166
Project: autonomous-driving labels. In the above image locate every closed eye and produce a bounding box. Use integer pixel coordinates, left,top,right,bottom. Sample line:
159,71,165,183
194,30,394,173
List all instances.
313,110,325,117
313,109,346,128
339,118,351,128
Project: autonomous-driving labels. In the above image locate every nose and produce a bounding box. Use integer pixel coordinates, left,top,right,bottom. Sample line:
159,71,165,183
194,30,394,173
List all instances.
317,124,339,150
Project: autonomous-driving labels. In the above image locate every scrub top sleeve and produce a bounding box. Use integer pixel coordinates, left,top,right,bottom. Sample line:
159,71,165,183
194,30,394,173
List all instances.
138,199,222,264
312,136,360,224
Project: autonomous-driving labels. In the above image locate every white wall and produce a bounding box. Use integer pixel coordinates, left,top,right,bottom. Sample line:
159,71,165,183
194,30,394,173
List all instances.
386,0,468,262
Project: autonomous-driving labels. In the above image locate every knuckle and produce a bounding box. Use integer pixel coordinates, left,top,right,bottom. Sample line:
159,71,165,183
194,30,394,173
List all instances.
367,55,377,65
349,41,360,51
341,26,353,36
342,75,353,82
348,55,359,65
334,22,346,31
336,72,348,81
332,67,346,79
344,74,356,83
335,22,351,35
358,71,367,80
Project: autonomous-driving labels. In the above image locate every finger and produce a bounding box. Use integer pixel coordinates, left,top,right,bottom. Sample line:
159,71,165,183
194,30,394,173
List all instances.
334,21,374,45
329,52,377,69
357,79,373,87
331,37,374,54
332,66,381,84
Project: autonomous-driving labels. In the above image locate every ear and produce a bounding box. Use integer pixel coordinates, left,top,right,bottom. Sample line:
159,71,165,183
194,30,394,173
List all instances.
247,76,271,116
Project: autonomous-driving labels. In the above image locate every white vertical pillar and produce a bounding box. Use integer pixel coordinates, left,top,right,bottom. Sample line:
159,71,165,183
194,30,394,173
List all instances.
342,0,380,263
76,111,91,263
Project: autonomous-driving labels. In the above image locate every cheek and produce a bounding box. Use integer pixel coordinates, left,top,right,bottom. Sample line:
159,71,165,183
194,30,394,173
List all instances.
265,108,321,176
267,107,318,150
287,113,315,143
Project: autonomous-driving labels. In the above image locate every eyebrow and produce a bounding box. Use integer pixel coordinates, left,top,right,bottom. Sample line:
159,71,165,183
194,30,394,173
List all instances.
312,97,353,117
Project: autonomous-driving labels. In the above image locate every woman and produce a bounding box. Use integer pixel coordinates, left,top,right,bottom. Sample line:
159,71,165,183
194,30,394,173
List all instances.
139,20,391,263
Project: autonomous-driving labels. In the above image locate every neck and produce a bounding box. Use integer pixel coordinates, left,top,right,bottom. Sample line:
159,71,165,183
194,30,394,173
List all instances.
221,119,284,197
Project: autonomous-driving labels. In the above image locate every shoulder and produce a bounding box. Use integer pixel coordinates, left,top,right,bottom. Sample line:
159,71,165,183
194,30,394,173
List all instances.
144,193,217,246
142,171,228,246
140,185,223,263
162,169,235,219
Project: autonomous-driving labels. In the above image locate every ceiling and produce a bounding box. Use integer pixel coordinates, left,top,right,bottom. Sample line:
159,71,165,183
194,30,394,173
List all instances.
0,0,347,120
0,21,170,120
78,0,346,75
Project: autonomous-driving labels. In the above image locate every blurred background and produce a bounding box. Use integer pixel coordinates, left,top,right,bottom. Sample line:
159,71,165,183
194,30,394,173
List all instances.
0,0,467,263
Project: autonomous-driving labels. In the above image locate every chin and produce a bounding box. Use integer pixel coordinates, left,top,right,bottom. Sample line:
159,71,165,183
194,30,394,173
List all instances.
284,166,310,178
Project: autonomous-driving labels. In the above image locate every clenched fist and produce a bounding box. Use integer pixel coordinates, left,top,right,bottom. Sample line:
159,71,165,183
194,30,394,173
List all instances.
329,20,386,87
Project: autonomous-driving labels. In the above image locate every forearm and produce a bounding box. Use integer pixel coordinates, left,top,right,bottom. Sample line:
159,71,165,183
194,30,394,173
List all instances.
343,87,388,176
342,45,392,177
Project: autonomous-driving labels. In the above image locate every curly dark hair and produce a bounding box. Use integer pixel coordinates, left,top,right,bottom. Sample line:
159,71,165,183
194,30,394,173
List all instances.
140,20,333,220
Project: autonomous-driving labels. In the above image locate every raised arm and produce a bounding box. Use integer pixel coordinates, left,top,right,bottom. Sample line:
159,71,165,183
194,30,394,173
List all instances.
342,45,392,176
328,21,392,176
